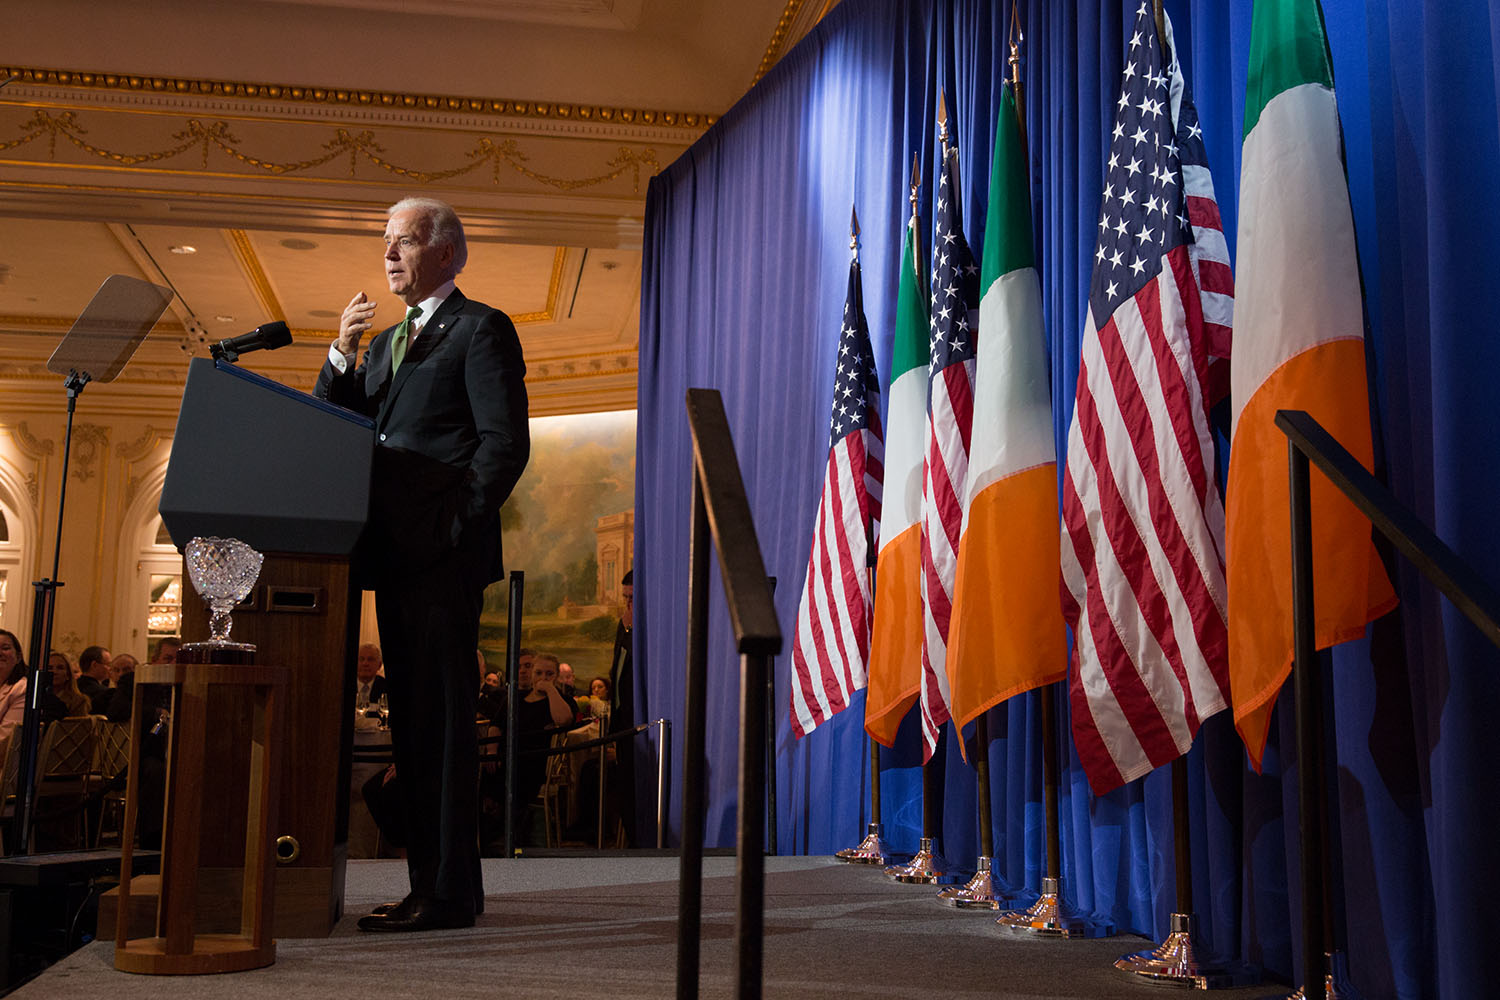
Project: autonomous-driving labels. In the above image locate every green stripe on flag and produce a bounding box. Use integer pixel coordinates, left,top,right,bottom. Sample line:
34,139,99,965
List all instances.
980,84,1035,287
1244,0,1337,139
889,219,929,380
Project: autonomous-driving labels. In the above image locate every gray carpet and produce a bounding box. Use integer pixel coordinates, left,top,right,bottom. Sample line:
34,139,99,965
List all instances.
18,856,1285,998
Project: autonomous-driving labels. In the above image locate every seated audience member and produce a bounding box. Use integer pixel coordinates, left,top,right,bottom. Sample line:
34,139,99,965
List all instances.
477,647,535,724
557,662,577,699
152,637,182,664
77,644,113,715
105,654,139,723
41,651,91,721
0,629,28,742
362,764,407,854
480,652,575,846
354,642,387,707
513,653,576,798
586,676,612,718
104,647,168,849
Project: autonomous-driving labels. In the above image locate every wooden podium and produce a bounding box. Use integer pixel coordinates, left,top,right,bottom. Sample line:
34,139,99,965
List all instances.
131,357,374,941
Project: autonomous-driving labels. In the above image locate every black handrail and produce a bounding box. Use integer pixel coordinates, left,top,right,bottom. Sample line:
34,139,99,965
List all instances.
678,388,783,1000
1277,408,1500,1000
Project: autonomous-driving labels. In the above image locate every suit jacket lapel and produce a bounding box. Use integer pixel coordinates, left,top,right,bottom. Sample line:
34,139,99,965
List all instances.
378,288,467,424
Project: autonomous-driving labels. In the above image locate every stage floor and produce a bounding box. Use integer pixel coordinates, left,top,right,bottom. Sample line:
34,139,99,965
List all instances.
17,855,1281,998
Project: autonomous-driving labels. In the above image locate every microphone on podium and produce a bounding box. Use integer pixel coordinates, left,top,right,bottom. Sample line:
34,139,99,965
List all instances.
211,321,293,363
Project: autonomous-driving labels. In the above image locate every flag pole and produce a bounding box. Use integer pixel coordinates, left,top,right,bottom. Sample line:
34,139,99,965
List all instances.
885,101,955,888
937,711,1011,907
836,206,888,867
990,6,1109,940
885,731,951,883
1112,5,1258,986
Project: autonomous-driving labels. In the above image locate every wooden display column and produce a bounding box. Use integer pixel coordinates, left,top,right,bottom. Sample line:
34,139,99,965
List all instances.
115,656,287,974
177,553,360,939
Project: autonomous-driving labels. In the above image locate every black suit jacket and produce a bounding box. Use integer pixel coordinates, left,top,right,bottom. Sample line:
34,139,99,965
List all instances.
314,288,529,590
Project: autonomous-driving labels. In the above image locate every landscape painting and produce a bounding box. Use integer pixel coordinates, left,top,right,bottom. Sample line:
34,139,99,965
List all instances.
478,409,635,689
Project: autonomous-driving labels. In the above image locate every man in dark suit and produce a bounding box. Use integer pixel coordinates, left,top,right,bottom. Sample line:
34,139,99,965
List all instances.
315,196,529,933
354,642,387,707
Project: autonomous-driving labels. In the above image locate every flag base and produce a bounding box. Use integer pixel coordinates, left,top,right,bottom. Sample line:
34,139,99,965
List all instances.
1114,912,1260,989
834,823,888,865
937,855,1013,909
1273,951,1362,1000
995,876,1114,938
884,837,954,883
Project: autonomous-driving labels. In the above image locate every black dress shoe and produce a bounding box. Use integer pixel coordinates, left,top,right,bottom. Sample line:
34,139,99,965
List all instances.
370,900,404,917
357,898,474,933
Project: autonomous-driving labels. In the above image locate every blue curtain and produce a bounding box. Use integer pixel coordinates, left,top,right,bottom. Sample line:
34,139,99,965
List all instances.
636,2,1500,997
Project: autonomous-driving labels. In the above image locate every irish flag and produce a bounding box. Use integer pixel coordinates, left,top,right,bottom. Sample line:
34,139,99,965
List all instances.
864,201,929,748
1227,0,1397,769
946,84,1064,741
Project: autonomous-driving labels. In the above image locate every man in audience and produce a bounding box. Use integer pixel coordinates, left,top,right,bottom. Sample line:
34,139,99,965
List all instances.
478,647,533,723
355,643,387,707
77,645,113,715
609,570,638,845
557,661,577,699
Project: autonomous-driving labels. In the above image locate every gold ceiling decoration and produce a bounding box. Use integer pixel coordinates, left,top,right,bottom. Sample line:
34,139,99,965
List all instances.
1,109,661,193
0,66,717,131
752,0,810,86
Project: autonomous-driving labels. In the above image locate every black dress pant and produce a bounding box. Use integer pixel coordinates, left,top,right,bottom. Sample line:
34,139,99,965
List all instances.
375,566,484,914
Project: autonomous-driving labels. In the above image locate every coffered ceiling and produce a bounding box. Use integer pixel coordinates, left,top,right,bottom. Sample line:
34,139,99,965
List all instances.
0,0,836,416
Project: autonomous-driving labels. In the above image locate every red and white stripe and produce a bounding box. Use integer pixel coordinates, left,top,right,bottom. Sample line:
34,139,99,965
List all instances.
1060,247,1229,794
917,355,974,758
790,401,883,738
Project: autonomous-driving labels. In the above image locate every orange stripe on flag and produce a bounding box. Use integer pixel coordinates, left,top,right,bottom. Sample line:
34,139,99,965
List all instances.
947,465,1066,745
1227,338,1398,769
865,525,923,748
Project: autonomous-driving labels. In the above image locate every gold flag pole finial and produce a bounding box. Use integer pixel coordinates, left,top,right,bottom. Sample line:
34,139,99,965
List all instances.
937,90,950,150
850,205,861,257
1008,0,1023,90
1009,0,1026,140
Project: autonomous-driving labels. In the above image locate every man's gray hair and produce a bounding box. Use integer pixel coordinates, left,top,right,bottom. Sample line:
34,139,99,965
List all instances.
389,196,468,278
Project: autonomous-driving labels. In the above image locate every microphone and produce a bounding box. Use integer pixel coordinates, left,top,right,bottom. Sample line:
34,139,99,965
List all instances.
211,321,293,362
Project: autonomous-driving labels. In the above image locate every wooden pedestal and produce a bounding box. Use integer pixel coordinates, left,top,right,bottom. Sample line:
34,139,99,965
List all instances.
176,552,360,938
116,661,286,975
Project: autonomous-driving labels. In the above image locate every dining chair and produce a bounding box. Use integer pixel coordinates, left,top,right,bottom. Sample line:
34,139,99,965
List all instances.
32,715,100,850
93,719,132,846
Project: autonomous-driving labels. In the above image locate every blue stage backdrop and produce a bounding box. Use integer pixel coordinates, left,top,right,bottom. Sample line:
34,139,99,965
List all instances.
636,2,1500,997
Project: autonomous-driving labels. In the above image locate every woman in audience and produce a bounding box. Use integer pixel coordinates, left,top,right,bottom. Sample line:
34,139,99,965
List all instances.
0,629,27,742
585,676,611,718
41,650,91,721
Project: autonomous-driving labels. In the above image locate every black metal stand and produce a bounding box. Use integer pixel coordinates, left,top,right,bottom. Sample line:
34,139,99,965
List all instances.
676,389,781,1000
502,571,523,859
1274,408,1500,1000
10,371,88,856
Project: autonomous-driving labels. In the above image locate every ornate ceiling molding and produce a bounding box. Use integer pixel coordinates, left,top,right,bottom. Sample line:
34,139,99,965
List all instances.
226,229,287,323
0,65,715,138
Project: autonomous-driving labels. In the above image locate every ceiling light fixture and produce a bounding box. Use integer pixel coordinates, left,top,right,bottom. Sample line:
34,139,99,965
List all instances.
280,238,319,251
168,245,197,255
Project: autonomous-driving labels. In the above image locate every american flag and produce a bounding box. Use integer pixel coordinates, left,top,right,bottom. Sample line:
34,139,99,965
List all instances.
1060,2,1232,795
917,136,979,760
790,249,884,738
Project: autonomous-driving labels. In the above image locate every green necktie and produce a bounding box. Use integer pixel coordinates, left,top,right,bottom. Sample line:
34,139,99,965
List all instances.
390,306,422,373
